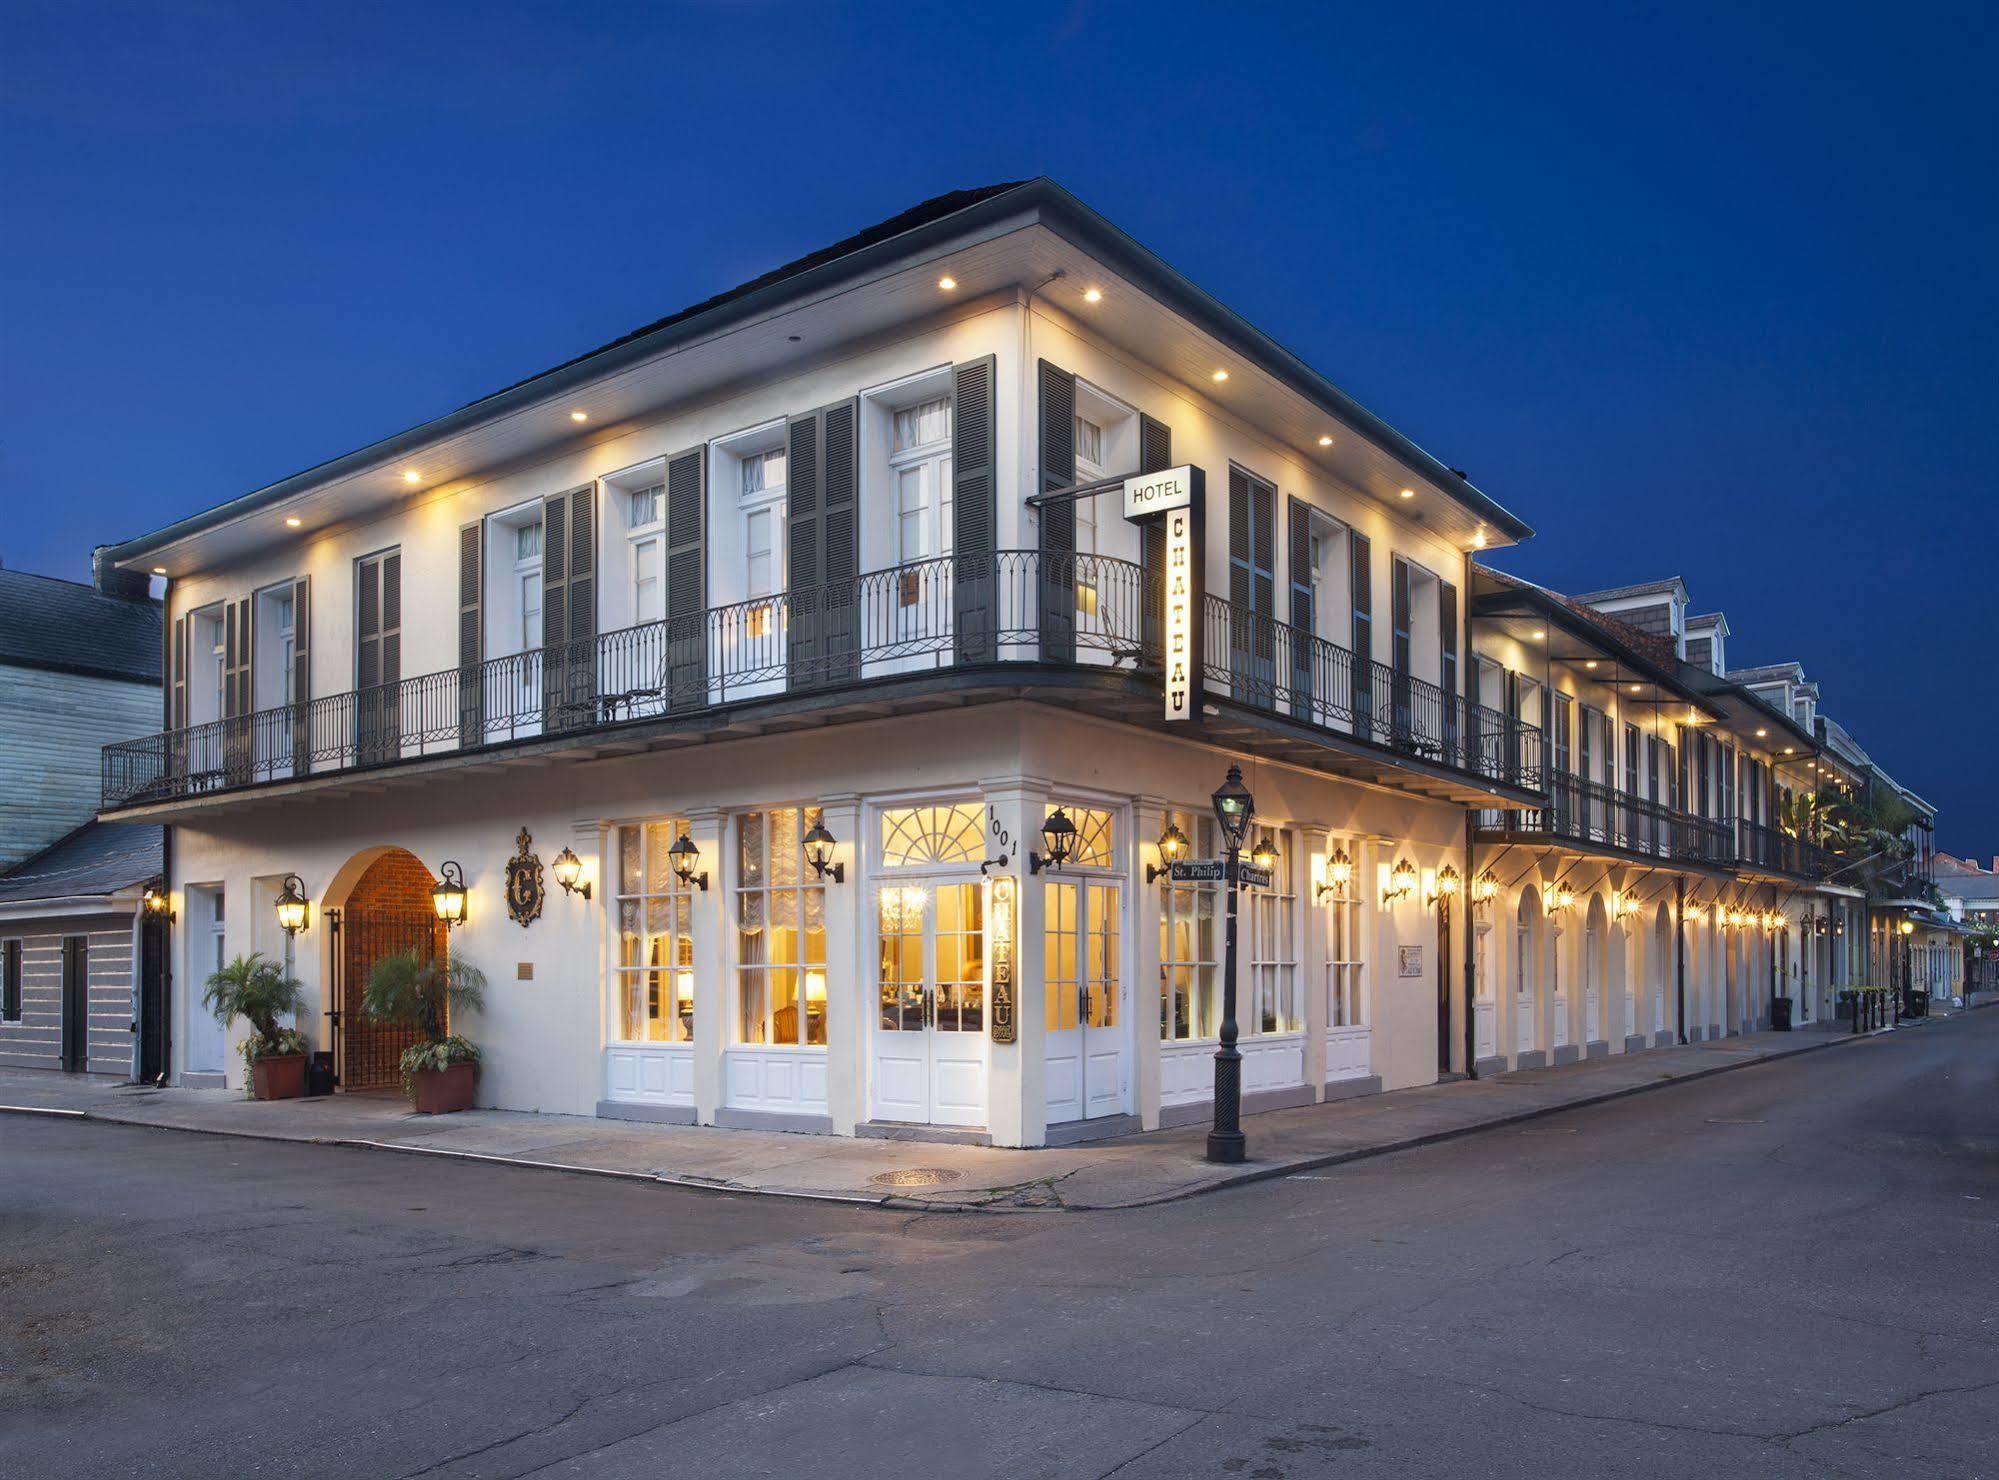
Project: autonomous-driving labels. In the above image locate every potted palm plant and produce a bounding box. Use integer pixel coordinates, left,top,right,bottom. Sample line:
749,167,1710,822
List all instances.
203,952,310,1100
362,948,485,1113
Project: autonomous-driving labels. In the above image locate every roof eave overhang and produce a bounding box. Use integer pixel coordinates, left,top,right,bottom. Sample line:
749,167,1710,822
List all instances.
106,179,1533,567
1470,586,1713,712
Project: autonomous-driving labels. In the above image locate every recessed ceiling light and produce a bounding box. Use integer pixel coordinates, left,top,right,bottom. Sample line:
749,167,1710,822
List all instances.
152,567,166,576
1317,435,1334,447
1083,287,1103,304
1471,530,1487,549
403,470,421,485
1398,488,1415,499
1756,728,1768,738
285,516,302,528
1628,684,1640,693
937,275,957,291
1783,747,1796,755
1530,629,1546,641
570,410,589,423
1211,369,1229,383
1584,660,1599,669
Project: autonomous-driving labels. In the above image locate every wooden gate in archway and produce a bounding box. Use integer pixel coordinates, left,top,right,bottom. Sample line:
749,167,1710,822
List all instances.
328,851,446,1090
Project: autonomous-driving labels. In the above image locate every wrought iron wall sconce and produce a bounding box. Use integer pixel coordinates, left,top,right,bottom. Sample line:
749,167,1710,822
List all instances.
1315,846,1355,903
802,818,845,883
1030,808,1076,875
432,861,468,927
1147,821,1191,884
274,873,311,936
551,847,591,900
668,833,709,892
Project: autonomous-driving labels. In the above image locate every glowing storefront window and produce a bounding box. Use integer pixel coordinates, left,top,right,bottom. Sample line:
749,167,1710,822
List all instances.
614,820,694,1043
736,807,828,1046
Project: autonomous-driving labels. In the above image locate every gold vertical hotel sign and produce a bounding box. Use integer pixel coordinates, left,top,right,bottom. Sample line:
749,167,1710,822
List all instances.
988,874,1017,1044
1121,463,1204,723
1163,504,1195,721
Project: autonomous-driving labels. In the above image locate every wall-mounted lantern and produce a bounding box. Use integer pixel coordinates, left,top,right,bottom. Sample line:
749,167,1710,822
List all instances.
432,860,469,927
1250,834,1280,873
1316,846,1355,903
1899,918,1915,937
1384,858,1417,905
1472,869,1499,909
1148,821,1191,884
1031,808,1077,875
1613,890,1640,922
274,873,311,936
551,847,591,900
667,833,709,892
142,878,175,922
802,818,845,884
1427,864,1460,908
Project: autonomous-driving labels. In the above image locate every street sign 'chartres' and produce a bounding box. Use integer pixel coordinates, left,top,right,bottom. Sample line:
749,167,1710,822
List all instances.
1169,859,1273,888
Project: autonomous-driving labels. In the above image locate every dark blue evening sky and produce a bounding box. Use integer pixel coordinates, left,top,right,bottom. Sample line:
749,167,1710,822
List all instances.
3,2,1993,849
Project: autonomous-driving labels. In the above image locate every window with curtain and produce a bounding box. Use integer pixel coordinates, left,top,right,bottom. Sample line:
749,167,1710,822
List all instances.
891,397,954,586
1325,838,1366,1029
735,807,828,1047
1160,810,1219,1042
628,483,665,625
613,820,694,1044
1249,830,1301,1033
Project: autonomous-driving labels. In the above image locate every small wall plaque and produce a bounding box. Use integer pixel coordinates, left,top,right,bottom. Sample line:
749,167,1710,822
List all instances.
1398,944,1424,978
505,828,545,928
516,962,534,982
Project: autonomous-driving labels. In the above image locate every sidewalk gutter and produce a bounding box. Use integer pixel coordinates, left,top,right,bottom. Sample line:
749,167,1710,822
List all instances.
0,1025,1894,1214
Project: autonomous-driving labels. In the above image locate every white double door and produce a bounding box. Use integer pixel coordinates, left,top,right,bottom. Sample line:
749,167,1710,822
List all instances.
1044,878,1129,1126
872,877,988,1127
1583,930,1601,1042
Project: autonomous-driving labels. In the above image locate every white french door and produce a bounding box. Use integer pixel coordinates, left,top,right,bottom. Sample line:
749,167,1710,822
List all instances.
872,879,987,1127
1044,879,1128,1125
1551,934,1570,1049
1513,926,1535,1055
1583,929,1601,1042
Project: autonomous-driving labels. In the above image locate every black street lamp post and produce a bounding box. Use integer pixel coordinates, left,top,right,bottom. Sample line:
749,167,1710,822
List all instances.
1208,764,1254,1165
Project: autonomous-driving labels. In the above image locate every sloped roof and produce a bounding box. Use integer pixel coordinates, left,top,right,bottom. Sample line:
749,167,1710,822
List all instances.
1573,577,1687,605
0,820,162,906
1479,566,1683,671
0,567,161,684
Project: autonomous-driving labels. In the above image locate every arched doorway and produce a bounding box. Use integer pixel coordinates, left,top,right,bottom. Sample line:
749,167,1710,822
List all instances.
1651,903,1673,1038
1513,887,1541,1063
326,848,446,1091
1583,893,1608,1046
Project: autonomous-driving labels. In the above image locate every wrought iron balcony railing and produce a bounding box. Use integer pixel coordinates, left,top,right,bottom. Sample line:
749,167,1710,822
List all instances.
1736,818,1839,880
102,550,1542,809
1476,770,1734,868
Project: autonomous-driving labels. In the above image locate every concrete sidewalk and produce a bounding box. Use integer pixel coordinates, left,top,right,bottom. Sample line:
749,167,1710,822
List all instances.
0,1024,1901,1212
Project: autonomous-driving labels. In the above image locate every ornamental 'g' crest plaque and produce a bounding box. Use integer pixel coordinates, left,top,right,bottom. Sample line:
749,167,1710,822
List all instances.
505,828,544,928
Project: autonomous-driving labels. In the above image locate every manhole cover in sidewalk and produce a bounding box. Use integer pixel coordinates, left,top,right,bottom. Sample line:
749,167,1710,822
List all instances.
869,1167,965,1188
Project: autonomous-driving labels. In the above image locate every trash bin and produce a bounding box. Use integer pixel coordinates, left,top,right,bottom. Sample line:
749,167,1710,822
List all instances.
1904,989,1931,1019
306,1051,337,1096
1770,995,1794,1032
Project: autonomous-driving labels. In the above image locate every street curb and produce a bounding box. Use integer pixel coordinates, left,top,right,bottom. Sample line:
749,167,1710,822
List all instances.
0,1024,1904,1215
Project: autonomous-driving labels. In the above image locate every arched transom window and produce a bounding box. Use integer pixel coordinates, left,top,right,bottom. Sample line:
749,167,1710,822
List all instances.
880,804,986,869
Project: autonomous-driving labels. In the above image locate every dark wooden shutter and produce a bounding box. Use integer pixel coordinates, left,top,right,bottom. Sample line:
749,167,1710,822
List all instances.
170,614,188,783
786,409,821,686
952,356,998,663
291,576,312,773
540,493,569,724
1440,577,1460,765
1349,532,1373,736
565,484,598,723
457,522,482,747
1287,497,1315,719
1036,360,1076,662
665,447,707,708
783,401,858,687
1137,413,1172,660
1226,466,1274,702
222,598,251,781
1389,558,1413,742
356,551,399,764
821,399,858,684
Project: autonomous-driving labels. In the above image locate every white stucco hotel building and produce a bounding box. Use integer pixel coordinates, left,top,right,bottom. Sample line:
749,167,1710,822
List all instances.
95,180,1879,1144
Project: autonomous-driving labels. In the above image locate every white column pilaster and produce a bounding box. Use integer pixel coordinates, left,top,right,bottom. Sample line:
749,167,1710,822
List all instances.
818,793,863,1136
685,808,726,1125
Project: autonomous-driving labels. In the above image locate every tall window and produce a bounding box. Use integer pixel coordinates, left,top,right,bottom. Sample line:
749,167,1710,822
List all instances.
1046,881,1118,1035
1160,810,1219,1041
628,483,665,624
891,397,953,567
614,821,693,1043
735,807,828,1047
1249,831,1300,1033
1325,839,1366,1029
271,589,296,706
515,521,544,650
740,447,786,637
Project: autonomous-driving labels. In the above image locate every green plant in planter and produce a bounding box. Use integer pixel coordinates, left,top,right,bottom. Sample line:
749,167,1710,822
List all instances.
362,950,486,1098
202,953,309,1090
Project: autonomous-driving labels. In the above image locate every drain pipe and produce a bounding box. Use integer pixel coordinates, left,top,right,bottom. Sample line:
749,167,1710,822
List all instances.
1675,877,1688,1044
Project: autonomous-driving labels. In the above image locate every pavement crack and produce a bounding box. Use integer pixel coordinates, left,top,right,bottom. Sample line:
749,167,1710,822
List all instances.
1775,1375,1999,1444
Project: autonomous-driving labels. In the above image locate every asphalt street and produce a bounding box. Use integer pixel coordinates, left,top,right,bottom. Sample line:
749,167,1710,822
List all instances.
3,1014,1996,1479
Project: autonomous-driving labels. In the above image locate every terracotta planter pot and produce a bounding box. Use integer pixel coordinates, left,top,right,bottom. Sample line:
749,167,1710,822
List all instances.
250,1053,308,1101
410,1060,476,1114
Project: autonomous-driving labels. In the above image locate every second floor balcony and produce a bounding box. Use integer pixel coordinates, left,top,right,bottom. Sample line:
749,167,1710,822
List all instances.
1736,818,1840,882
1477,771,1735,870
102,551,1543,814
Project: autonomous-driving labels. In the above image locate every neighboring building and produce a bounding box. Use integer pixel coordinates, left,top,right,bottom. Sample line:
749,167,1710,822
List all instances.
0,556,163,870
0,821,165,1078
83,179,1957,1143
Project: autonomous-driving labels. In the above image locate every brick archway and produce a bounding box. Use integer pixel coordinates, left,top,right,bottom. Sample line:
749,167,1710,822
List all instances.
333,849,446,1091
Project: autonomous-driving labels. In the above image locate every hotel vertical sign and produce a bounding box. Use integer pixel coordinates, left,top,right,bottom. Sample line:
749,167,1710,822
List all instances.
1123,464,1204,722
988,873,1018,1044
